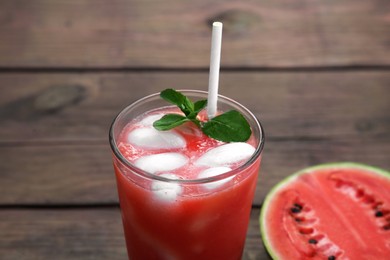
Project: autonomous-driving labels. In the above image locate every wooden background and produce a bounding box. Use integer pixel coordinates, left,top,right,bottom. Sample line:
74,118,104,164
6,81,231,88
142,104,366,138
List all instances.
0,0,389,259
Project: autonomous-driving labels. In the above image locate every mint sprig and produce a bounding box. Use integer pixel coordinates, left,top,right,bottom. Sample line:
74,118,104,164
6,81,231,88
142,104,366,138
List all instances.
153,89,252,142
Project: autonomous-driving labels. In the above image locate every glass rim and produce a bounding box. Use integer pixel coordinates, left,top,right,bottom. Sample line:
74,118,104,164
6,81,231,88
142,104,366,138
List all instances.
109,90,265,185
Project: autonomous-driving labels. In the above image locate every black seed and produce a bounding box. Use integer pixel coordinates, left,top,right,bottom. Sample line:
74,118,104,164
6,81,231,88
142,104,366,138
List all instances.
294,203,303,209
290,204,302,213
308,239,317,244
295,218,302,222
375,211,384,217
384,224,390,230
328,256,336,260
290,207,301,213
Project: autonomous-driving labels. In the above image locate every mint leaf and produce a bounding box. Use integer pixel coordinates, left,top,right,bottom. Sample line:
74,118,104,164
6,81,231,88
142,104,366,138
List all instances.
201,110,251,142
188,99,207,119
194,99,207,113
153,114,189,130
160,89,193,116
154,89,252,142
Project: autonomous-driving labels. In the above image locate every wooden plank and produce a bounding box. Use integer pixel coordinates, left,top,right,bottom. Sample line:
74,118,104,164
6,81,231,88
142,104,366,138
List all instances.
0,0,389,67
0,209,127,260
244,208,271,260
0,138,388,205
0,208,269,260
0,72,389,143
0,144,117,205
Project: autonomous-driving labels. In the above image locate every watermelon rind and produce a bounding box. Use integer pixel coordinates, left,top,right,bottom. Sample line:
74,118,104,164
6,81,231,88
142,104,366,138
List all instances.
259,162,390,260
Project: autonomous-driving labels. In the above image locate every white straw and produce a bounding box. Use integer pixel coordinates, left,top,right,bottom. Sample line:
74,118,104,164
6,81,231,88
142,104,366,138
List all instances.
207,22,223,119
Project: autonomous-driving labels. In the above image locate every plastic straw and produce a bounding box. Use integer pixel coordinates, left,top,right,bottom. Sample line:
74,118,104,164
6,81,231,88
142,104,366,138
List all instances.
207,22,223,119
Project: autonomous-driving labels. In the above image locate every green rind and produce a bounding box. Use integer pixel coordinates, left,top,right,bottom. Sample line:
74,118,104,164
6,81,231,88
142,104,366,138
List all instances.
259,162,390,260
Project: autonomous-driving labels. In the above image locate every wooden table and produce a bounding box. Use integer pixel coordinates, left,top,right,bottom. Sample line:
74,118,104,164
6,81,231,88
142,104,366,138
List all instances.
0,1,389,259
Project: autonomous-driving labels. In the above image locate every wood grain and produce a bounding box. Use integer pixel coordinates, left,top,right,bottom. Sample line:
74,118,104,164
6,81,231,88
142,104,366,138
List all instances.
0,208,268,260
0,138,388,206
0,208,127,260
0,0,389,68
0,72,389,143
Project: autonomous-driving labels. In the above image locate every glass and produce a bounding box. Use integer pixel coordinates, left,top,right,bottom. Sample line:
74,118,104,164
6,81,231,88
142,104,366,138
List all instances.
109,90,265,260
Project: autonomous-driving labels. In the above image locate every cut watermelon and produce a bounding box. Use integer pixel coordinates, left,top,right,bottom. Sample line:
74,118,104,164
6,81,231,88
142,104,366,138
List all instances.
260,163,390,259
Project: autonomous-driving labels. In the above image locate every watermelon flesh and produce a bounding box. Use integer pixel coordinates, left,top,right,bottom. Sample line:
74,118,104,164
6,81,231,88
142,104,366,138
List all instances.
260,163,390,259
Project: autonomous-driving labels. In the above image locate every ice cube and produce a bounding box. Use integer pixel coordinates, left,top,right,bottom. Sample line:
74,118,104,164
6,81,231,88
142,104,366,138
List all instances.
127,127,186,149
139,114,164,126
151,173,182,201
198,167,232,189
195,142,255,167
134,152,188,173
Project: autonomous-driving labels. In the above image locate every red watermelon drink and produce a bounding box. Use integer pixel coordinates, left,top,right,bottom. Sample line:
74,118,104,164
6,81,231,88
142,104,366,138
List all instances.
109,90,265,259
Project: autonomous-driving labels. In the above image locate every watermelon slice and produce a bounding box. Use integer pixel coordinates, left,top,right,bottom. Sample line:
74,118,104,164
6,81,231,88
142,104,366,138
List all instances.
260,163,390,260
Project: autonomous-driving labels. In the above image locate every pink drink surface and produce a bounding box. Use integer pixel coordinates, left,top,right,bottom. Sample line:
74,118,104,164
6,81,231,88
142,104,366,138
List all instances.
114,106,261,259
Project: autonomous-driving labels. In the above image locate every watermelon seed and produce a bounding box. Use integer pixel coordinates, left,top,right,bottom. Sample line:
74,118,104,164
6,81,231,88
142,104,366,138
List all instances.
299,227,314,234
291,203,302,213
334,180,343,188
383,224,390,230
291,207,301,213
328,256,336,260
308,238,317,244
355,188,364,198
375,211,384,217
363,195,375,204
372,201,383,209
